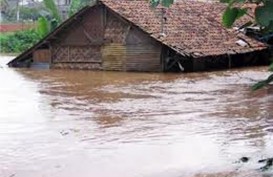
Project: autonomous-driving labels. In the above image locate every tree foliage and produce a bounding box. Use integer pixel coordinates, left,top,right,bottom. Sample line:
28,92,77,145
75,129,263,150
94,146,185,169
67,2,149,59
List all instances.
37,0,62,35
221,0,273,33
36,16,50,38
69,0,82,17
150,0,174,7
41,0,94,33
43,0,61,23
69,0,95,17
255,1,273,31
0,30,41,53
222,6,247,28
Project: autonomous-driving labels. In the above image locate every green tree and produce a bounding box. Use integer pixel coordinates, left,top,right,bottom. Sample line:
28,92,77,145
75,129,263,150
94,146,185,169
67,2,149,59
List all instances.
221,0,273,32
19,6,42,21
43,0,61,23
69,0,95,17
150,0,173,7
42,0,62,32
36,16,50,38
35,0,62,37
36,0,94,38
0,29,40,53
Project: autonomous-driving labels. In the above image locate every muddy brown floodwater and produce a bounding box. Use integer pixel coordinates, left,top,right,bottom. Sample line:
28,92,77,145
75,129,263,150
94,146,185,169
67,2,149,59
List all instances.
0,55,273,177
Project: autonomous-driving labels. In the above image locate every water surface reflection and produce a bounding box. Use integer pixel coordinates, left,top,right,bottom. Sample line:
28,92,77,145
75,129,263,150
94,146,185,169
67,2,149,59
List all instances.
0,56,273,177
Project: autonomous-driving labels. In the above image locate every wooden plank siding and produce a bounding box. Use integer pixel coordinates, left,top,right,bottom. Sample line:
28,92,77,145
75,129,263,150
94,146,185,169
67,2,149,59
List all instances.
102,44,162,72
102,9,128,71
125,27,162,72
49,5,163,71
102,43,126,71
125,45,161,71
102,10,162,72
33,49,51,63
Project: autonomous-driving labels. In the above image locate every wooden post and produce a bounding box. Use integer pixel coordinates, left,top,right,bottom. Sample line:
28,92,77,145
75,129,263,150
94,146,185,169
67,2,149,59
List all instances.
68,46,70,62
160,46,165,72
103,6,107,29
49,43,53,66
228,54,231,68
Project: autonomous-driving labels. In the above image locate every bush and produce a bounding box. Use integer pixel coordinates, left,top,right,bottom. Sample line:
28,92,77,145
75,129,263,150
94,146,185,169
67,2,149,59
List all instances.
0,29,41,53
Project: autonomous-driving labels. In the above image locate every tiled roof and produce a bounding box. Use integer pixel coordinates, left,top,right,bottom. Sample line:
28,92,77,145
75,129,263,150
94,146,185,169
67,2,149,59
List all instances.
101,0,267,58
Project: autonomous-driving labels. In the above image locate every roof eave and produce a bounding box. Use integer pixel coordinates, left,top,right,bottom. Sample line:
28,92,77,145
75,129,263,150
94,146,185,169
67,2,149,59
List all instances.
7,5,95,67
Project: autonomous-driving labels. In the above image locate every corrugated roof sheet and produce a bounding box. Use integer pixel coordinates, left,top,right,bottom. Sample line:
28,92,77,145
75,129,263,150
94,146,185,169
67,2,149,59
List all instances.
101,0,267,57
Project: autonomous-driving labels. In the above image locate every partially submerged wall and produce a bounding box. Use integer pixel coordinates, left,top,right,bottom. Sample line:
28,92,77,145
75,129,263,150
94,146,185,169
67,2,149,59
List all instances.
191,49,270,72
49,5,162,72
7,3,270,72
102,11,162,72
50,6,104,70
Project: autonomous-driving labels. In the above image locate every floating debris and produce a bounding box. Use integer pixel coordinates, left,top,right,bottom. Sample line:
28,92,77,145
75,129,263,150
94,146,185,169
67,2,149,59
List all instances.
60,130,69,136
240,157,249,163
258,158,273,171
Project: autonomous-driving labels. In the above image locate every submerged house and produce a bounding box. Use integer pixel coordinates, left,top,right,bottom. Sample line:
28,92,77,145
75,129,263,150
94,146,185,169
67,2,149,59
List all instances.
8,0,269,72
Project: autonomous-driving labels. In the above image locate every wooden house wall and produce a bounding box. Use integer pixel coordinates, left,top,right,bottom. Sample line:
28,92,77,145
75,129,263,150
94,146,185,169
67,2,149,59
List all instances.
102,10,162,72
102,10,128,71
33,49,51,63
51,5,104,70
50,5,162,71
125,27,162,72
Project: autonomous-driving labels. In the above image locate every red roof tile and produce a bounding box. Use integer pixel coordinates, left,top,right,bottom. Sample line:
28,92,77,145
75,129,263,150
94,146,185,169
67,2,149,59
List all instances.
101,0,267,58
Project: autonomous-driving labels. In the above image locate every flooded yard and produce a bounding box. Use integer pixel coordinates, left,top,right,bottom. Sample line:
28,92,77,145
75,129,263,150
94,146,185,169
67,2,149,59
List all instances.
0,55,273,177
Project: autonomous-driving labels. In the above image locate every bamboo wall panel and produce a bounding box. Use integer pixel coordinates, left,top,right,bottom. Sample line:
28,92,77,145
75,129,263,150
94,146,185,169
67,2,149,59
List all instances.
52,46,69,62
62,6,104,46
52,46,101,63
52,6,162,72
52,6,104,65
51,63,101,70
104,12,128,44
102,11,128,71
69,46,101,62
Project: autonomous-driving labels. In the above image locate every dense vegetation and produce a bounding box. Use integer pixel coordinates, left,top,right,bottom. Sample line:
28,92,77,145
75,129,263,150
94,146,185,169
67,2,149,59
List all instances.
0,29,41,53
0,0,93,53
